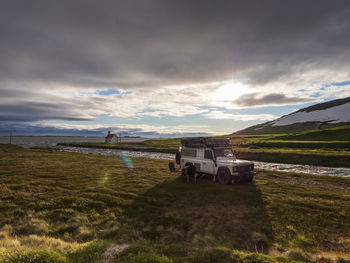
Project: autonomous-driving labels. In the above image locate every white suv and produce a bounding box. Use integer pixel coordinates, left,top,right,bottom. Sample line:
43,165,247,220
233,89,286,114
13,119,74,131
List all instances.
176,138,255,184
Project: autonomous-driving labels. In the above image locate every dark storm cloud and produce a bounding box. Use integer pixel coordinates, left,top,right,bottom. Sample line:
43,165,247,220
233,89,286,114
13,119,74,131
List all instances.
1,0,350,87
233,93,315,107
0,101,94,122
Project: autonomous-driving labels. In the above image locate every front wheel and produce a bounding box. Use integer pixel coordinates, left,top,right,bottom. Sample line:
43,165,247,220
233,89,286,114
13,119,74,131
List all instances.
217,169,232,185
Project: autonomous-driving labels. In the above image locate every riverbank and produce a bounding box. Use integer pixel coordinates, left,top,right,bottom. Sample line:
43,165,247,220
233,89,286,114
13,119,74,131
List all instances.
1,144,349,262
58,139,350,168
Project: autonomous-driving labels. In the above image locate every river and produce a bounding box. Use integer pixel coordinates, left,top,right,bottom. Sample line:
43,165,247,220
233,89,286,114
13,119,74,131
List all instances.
1,136,350,177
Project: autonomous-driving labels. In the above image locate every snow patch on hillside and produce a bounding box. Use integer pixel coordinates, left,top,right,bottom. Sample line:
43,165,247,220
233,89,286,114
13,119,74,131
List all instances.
272,102,350,126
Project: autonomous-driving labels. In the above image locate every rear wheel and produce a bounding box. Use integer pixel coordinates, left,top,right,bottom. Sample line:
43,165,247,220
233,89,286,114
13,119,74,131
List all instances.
217,169,232,185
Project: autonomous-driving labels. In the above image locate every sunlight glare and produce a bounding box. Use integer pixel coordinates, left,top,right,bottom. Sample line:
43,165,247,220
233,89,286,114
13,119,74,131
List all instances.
212,82,250,107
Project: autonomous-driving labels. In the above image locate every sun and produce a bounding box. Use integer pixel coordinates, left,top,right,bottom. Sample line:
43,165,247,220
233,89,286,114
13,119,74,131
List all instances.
213,82,250,106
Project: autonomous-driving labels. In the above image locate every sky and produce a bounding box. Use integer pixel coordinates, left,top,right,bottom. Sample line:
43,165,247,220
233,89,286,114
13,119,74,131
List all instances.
1,0,350,137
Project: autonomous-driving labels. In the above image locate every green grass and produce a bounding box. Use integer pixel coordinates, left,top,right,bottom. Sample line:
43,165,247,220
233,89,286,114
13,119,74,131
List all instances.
1,144,349,262
273,126,350,141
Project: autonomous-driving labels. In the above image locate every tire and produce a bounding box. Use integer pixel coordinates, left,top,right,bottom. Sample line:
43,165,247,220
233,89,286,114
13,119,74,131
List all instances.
217,169,232,185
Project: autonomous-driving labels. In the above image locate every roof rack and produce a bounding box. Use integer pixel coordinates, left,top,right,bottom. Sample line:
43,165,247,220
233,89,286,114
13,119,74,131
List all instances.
181,137,231,148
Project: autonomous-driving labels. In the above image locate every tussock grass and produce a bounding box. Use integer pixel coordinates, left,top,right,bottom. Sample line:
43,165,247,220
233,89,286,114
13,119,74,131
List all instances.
0,144,349,262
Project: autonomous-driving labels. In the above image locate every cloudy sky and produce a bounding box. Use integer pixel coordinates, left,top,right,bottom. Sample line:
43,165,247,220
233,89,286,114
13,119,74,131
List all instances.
1,0,350,137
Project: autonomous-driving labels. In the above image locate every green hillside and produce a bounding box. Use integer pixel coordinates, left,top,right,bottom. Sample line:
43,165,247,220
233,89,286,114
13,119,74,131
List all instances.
273,126,350,141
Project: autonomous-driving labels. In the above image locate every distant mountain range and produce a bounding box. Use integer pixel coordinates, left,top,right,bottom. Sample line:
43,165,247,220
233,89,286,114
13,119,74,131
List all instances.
234,97,350,135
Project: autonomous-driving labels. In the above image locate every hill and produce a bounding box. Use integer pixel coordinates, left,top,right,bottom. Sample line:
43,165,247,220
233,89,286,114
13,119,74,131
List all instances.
235,97,350,135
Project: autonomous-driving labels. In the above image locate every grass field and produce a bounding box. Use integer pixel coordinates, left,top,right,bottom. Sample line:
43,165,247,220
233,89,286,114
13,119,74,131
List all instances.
0,144,349,262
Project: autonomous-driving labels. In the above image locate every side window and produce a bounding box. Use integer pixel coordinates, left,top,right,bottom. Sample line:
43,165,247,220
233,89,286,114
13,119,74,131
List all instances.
182,149,197,157
204,150,213,159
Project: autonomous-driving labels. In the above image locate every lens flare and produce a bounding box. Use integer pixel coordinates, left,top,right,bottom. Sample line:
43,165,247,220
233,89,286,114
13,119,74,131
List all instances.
99,172,109,185
121,153,133,168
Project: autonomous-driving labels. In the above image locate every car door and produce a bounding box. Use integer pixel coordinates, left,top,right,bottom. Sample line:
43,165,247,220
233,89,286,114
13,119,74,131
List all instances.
201,149,215,174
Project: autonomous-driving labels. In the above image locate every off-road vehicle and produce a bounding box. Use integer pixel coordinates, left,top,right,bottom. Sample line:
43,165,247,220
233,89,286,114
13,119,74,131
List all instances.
175,138,255,184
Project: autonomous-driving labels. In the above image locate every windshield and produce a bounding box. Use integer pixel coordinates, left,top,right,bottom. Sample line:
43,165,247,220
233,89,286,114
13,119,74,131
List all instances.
214,148,234,158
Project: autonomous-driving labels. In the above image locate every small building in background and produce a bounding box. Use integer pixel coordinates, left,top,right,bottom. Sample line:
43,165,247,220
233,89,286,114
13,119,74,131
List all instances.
105,131,118,143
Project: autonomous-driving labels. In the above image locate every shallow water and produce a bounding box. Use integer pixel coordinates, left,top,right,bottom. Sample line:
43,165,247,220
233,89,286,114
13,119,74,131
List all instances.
2,136,350,177
253,160,350,178
56,145,175,160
